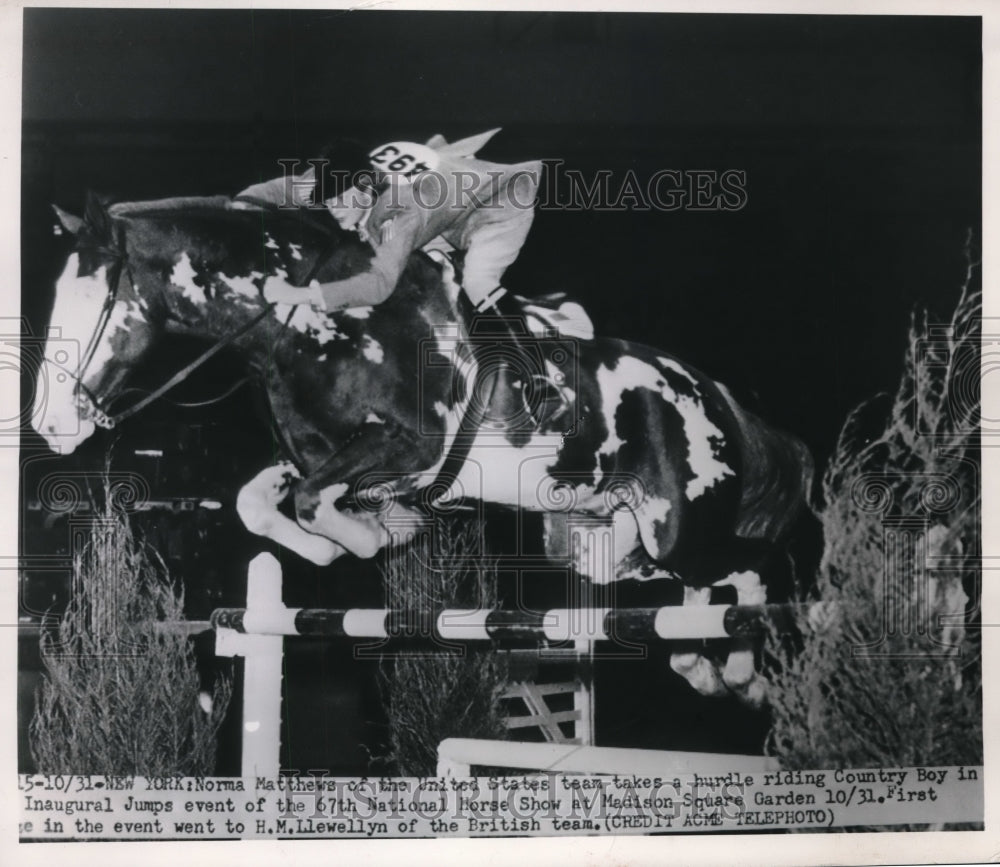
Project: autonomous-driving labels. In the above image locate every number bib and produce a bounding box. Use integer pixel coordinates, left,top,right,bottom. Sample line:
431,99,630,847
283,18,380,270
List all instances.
368,141,440,183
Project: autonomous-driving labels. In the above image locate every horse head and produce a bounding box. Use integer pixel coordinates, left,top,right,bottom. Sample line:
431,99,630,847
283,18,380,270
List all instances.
34,193,161,452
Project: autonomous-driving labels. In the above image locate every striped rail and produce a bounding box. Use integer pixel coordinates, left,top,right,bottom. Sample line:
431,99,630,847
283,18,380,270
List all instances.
207,553,799,777
211,599,797,642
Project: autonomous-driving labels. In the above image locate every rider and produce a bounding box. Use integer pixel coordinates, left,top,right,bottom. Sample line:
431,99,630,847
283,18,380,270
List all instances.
238,129,550,429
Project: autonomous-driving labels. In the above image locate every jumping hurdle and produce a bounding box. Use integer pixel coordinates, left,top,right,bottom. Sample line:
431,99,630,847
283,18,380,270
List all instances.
212,553,799,777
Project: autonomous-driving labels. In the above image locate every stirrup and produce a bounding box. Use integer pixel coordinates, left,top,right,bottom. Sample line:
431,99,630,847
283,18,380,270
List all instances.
528,372,571,425
492,371,568,432
482,363,539,432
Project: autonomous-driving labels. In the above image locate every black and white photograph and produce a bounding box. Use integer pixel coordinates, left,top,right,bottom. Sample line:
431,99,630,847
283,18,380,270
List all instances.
6,1,995,863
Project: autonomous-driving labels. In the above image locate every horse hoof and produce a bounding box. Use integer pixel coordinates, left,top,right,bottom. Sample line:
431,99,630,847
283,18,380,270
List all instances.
670,651,726,697
721,647,755,689
732,674,768,709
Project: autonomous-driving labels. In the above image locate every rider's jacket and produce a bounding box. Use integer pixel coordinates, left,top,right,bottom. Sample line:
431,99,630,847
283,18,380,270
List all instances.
240,129,542,311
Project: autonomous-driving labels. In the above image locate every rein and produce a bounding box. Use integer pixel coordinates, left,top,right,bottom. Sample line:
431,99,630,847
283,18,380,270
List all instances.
58,198,346,432
86,201,339,428
92,300,278,429
63,251,279,430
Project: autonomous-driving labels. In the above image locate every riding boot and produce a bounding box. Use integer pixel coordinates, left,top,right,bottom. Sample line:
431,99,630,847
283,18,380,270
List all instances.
472,291,546,431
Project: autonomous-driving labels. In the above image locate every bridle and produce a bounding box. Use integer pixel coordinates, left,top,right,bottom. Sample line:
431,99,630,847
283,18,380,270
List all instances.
47,248,277,430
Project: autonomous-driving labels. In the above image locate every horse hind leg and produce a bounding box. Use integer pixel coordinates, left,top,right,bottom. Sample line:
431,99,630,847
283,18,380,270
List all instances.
668,587,728,696
669,570,769,707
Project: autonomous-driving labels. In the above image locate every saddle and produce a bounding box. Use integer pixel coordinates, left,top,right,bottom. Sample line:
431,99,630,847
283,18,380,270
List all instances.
514,292,596,342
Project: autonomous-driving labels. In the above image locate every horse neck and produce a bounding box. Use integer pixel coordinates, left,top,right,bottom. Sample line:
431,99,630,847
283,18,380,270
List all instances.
157,279,281,361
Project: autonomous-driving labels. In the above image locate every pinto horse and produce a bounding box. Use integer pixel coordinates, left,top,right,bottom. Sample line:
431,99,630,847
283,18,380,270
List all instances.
32,193,813,700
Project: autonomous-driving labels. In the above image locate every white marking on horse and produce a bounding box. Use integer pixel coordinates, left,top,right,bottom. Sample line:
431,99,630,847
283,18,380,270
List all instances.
595,365,627,460
219,271,263,303
33,254,156,452
276,297,345,345
32,256,105,448
171,252,205,305
290,306,342,341
365,412,385,424
657,357,699,389
361,336,384,364
342,306,373,319
596,356,733,500
633,496,673,556
264,234,279,250
288,242,303,261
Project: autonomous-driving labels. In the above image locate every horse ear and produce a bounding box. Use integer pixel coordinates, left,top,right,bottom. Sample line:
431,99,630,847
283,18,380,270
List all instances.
52,204,85,236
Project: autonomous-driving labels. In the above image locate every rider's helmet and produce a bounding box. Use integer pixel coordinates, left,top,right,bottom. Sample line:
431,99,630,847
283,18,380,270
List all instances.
313,137,380,203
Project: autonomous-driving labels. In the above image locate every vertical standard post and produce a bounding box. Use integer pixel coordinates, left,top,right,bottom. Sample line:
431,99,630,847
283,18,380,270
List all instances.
568,519,613,746
214,552,286,778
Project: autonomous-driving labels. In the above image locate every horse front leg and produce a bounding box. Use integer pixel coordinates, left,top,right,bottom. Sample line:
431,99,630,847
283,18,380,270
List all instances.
292,421,436,560
236,462,346,565
294,481,387,560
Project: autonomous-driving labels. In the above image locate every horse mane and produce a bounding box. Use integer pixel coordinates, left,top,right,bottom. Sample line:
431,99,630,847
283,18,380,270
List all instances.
105,193,359,251
60,192,216,276
67,194,238,280
107,195,234,217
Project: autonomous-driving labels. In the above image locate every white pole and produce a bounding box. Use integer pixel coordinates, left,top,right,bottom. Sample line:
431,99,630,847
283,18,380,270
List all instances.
437,737,780,777
568,520,613,747
214,553,287,778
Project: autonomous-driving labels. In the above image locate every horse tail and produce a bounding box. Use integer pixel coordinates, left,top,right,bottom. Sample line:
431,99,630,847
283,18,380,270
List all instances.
716,383,815,542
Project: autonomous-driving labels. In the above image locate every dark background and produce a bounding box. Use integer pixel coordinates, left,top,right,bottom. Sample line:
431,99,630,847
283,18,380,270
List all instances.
18,9,981,773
